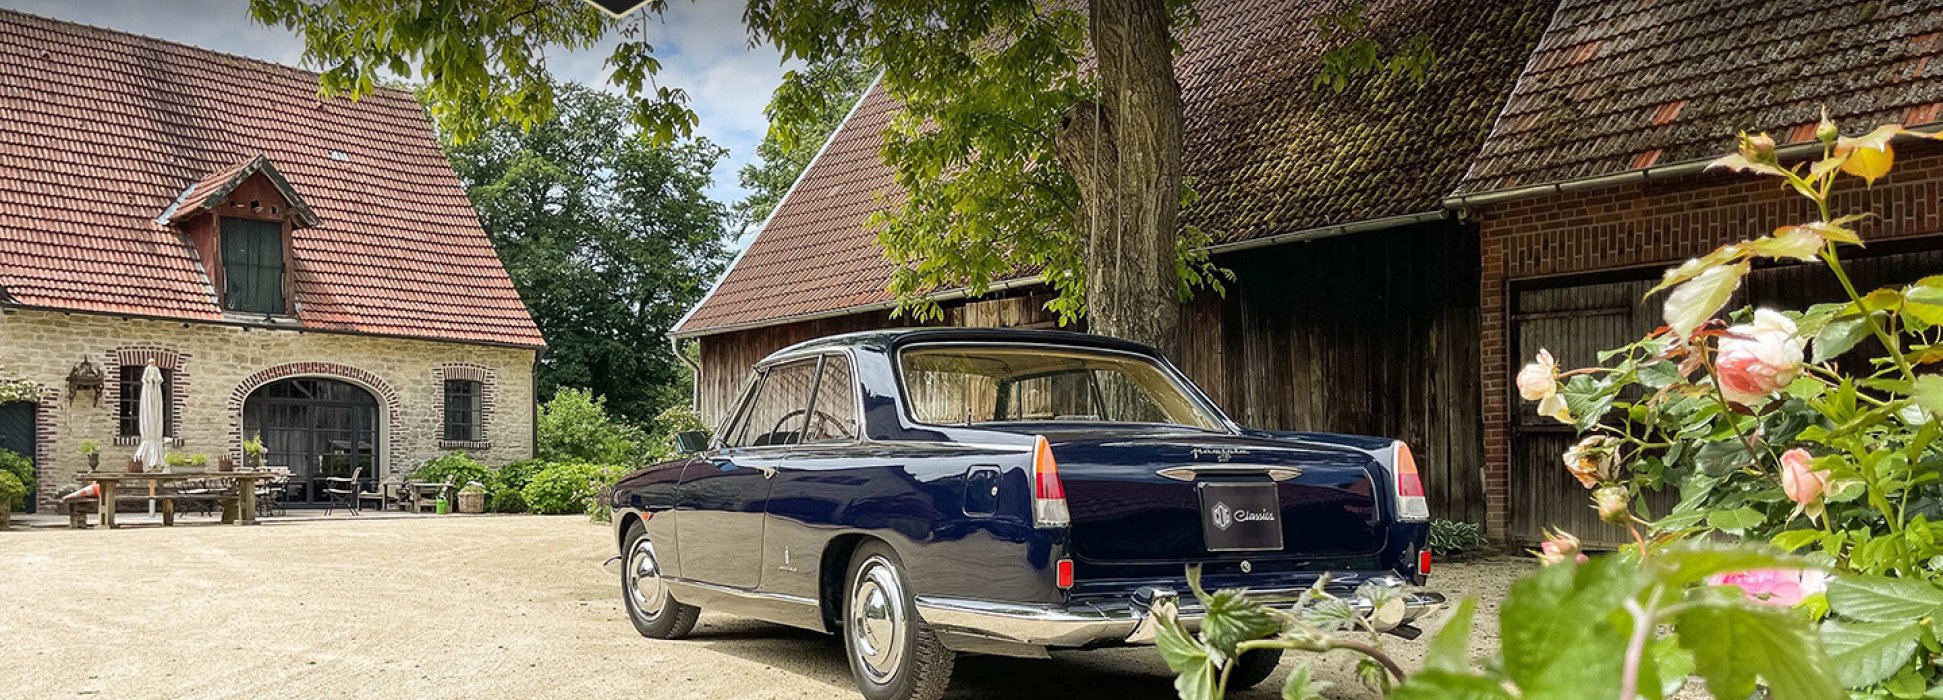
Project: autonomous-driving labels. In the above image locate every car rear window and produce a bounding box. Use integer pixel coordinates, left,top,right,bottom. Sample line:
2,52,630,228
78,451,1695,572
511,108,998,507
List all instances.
899,345,1224,430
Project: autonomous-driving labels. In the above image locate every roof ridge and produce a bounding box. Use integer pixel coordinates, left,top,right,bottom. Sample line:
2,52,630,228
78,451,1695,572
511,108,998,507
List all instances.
0,6,419,103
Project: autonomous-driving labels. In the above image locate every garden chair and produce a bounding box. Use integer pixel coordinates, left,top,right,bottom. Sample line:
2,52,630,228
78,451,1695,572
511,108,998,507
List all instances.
407,477,453,513
323,467,362,515
256,468,290,518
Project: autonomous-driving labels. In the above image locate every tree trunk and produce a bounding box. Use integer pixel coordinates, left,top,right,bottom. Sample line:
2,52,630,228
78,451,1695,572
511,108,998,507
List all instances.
1053,0,1186,362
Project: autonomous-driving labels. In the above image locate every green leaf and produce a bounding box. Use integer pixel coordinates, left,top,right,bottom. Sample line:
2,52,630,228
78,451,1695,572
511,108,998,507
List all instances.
1280,663,1333,700
1905,282,1943,326
1771,529,1823,552
1693,439,1755,477
1813,315,1871,363
1822,618,1921,688
1664,261,1749,338
1650,543,1796,586
1676,602,1843,700
1915,375,1943,418
1651,634,1697,698
1500,558,1638,698
1423,598,1478,673
1154,612,1216,700
1198,588,1282,659
1706,506,1767,534
1827,574,1943,622
1388,670,1515,700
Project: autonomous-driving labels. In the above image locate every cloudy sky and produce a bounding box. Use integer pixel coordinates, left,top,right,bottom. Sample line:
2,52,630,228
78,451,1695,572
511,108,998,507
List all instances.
0,0,790,228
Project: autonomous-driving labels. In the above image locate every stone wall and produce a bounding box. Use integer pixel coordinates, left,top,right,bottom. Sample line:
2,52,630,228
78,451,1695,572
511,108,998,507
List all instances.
0,308,537,507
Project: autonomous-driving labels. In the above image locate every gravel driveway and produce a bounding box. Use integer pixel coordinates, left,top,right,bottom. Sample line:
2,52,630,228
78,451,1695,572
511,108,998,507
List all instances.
0,516,1532,699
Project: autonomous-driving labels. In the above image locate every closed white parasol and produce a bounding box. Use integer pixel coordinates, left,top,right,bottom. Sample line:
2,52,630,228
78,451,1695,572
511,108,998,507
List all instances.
131,360,166,471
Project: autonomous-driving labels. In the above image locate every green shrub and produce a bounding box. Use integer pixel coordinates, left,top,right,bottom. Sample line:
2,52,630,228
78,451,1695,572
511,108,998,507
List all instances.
164,452,209,469
585,463,629,523
487,485,527,513
645,403,708,462
0,471,25,510
1427,519,1489,556
521,461,606,515
538,389,645,465
494,458,546,492
0,449,31,501
410,452,490,488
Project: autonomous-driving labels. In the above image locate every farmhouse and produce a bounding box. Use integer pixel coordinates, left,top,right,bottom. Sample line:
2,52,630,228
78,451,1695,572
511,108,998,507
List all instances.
0,10,544,511
674,0,1943,544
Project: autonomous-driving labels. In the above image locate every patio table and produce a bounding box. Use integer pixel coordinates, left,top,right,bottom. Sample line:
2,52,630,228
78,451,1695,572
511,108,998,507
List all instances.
82,472,275,529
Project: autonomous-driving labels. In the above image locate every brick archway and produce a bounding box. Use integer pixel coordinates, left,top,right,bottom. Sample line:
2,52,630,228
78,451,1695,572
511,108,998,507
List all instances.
229,362,401,471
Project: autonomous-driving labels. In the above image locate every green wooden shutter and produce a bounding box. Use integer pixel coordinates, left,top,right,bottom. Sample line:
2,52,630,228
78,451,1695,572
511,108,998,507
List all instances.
221,218,285,314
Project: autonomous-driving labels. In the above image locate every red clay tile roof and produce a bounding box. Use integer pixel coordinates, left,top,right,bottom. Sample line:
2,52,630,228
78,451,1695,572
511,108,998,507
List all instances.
675,0,1553,337
1454,0,1943,196
0,9,544,348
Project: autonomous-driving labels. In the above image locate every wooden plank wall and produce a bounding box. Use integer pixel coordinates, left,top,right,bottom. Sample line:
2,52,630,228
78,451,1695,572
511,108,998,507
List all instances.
1179,222,1486,525
688,223,1488,524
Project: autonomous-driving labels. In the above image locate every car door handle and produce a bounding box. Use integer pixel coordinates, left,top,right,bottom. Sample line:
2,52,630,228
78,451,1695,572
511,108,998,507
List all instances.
752,465,778,479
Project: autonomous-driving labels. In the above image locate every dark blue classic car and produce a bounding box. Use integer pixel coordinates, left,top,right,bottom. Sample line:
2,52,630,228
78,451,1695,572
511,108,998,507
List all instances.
608,328,1441,700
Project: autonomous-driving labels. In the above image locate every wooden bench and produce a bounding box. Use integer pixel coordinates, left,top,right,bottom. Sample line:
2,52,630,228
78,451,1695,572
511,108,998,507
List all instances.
64,493,243,527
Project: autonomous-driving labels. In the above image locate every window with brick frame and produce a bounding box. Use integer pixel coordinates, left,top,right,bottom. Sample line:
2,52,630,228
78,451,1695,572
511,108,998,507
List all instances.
443,379,482,442
117,365,175,438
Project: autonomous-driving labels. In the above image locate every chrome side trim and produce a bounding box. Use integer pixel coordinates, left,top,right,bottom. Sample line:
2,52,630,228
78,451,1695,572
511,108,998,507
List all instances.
663,578,818,609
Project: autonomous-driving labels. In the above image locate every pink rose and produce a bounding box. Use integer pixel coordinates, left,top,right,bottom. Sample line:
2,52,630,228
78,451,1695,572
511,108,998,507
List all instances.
1708,568,1826,607
1517,349,1558,401
1714,310,1804,406
1780,448,1827,506
1536,530,1587,566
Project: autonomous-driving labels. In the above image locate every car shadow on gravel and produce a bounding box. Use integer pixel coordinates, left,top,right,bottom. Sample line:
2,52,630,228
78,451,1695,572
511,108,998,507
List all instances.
685,617,1271,699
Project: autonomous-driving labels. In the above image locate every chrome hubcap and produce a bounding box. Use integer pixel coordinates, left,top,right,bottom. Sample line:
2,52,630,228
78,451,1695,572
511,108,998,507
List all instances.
625,539,667,620
849,556,906,683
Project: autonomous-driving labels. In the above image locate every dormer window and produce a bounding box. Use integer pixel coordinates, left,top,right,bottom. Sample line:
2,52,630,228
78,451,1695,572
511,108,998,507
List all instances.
161,155,317,319
221,217,285,315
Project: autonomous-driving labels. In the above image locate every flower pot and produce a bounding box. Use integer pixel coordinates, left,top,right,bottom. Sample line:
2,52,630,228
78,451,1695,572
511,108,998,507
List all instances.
86,453,99,471
457,490,485,514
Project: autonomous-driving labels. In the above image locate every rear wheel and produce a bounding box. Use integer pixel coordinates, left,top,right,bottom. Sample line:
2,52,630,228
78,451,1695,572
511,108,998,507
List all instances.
843,542,955,700
621,521,699,639
1226,649,1284,690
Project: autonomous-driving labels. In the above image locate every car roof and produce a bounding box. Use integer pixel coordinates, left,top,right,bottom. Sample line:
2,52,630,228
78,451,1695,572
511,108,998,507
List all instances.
761,327,1166,366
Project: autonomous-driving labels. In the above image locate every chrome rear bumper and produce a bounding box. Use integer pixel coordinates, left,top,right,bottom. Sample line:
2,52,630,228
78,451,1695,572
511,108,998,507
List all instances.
916,577,1445,651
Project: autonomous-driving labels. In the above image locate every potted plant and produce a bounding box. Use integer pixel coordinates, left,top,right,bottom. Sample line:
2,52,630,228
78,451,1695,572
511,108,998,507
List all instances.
242,434,265,470
163,452,209,474
0,471,25,530
79,440,99,472
457,481,487,514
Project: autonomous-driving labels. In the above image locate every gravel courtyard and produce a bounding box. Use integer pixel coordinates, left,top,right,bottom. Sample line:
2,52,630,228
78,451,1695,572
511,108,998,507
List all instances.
0,516,1529,699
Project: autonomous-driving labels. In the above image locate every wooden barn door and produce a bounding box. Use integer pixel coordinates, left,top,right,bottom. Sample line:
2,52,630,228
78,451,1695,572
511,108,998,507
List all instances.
0,402,36,513
1510,278,1667,546
1510,243,1943,546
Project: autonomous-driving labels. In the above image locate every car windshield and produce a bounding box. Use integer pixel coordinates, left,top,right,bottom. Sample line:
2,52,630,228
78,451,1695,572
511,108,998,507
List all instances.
899,345,1226,430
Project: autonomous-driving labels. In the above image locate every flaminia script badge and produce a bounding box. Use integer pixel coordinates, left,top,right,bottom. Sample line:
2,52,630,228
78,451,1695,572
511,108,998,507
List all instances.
580,0,657,17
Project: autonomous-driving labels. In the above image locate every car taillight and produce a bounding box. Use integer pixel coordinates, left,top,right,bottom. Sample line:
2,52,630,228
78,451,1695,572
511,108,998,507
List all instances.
1393,441,1429,522
1032,435,1069,528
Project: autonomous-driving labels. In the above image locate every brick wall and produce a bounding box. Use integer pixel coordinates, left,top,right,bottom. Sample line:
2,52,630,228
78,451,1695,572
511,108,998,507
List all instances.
1471,148,1943,540
0,309,537,508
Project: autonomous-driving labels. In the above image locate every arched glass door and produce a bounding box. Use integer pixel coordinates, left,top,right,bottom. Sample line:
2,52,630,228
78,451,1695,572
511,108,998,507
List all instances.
243,378,378,504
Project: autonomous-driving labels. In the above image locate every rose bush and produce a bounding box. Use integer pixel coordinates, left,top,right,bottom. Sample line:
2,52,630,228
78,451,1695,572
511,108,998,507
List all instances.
1513,114,1943,695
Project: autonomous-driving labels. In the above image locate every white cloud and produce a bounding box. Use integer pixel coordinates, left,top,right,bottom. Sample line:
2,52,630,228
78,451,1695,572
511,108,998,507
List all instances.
0,0,790,208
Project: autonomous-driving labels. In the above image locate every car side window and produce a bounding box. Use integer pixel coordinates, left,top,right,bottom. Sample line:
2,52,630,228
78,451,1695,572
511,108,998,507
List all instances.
730,359,818,448
804,354,858,443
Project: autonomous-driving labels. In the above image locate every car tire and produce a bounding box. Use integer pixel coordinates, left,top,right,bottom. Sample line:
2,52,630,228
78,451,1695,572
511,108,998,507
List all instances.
843,541,955,700
621,521,700,639
1225,648,1284,690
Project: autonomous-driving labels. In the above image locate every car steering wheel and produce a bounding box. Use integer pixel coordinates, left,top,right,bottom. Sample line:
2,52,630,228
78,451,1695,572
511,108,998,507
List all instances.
771,408,847,443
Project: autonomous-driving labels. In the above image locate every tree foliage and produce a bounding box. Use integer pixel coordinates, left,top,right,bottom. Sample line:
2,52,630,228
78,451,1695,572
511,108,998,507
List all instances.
444,85,731,423
734,53,876,232
248,0,695,144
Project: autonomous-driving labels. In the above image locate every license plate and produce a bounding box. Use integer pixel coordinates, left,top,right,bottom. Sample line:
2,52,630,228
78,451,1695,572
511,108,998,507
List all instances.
1199,482,1284,552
